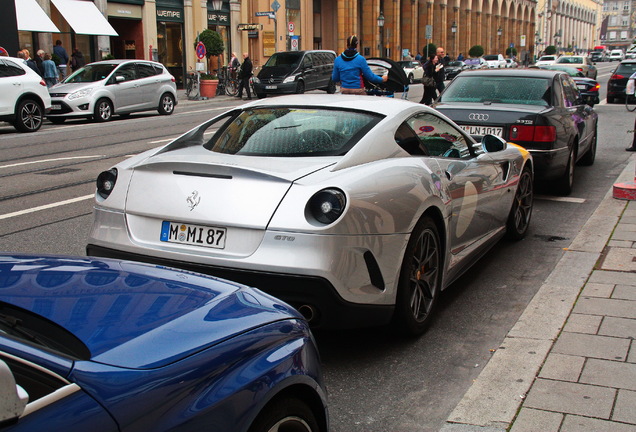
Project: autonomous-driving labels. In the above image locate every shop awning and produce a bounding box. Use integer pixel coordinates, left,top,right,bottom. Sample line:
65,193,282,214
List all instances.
51,0,118,36
15,0,61,33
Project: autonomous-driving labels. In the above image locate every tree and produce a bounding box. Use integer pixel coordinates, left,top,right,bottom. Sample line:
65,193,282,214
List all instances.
468,45,484,58
197,29,224,58
544,45,557,55
423,43,437,59
506,47,518,57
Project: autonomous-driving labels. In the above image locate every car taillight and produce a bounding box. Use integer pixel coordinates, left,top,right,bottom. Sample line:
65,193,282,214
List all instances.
576,67,583,72
39,79,46,86
510,125,556,142
590,83,601,92
611,74,625,80
171,77,176,82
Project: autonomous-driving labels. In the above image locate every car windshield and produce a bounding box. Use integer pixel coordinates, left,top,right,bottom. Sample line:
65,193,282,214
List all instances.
539,56,555,61
64,63,117,83
448,61,464,67
440,76,551,106
483,55,498,60
398,61,413,67
540,66,584,77
205,107,382,156
264,52,303,69
556,57,583,64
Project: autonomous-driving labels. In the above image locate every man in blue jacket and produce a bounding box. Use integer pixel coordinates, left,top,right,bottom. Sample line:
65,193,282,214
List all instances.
332,35,387,95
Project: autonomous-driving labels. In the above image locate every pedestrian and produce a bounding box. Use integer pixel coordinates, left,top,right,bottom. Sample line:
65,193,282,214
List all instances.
229,52,240,79
457,52,464,61
22,49,41,76
419,54,439,106
332,35,387,95
42,53,58,88
236,52,253,100
415,52,422,62
35,49,45,76
435,47,448,93
70,48,85,72
53,39,69,80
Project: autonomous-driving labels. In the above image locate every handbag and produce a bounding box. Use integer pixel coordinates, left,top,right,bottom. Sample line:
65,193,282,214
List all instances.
422,75,435,87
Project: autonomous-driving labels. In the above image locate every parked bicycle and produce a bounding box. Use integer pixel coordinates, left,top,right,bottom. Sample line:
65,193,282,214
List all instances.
185,71,200,100
216,66,239,97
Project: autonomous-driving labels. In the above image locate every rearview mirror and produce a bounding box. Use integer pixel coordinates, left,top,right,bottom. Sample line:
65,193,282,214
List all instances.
481,134,507,153
115,75,125,83
0,360,28,424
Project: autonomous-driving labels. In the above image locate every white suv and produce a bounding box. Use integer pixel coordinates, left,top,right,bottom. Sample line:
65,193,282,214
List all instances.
483,54,507,68
0,57,51,132
610,50,625,61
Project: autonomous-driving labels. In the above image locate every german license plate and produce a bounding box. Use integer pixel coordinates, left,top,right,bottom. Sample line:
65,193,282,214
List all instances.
51,104,62,110
577,84,587,90
459,125,503,137
160,221,226,249
265,85,277,89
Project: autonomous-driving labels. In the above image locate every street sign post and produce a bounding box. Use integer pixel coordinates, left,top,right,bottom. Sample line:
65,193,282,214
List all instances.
195,41,206,60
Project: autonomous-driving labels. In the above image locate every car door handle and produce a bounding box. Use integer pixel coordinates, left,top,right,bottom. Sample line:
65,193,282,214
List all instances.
445,170,452,181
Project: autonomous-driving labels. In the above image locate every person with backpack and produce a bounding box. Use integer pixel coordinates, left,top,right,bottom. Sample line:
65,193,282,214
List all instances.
332,35,387,95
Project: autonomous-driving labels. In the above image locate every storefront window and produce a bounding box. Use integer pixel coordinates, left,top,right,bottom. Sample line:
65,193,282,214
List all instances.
157,21,184,87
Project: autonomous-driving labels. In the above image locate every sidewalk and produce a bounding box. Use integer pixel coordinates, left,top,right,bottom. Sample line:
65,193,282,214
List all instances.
441,155,636,432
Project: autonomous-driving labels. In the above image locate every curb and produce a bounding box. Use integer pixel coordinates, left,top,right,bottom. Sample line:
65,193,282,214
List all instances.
440,155,636,431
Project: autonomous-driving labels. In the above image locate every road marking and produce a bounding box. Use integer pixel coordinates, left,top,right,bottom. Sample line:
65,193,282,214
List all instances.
535,195,586,203
0,194,94,221
0,155,104,169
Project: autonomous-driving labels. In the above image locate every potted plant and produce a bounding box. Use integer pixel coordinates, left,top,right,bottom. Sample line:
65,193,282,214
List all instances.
196,30,224,98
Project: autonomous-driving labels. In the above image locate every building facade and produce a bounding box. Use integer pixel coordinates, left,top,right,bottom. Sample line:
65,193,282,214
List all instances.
7,0,604,89
601,0,636,50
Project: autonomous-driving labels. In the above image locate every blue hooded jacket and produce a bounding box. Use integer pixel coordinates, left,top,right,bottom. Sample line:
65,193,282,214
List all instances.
332,50,384,90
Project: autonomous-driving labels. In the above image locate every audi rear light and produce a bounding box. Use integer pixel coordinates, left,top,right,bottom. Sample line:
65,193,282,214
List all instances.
509,125,556,143
611,74,625,80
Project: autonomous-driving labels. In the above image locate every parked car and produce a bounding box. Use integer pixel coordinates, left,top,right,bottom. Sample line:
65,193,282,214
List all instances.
609,49,625,61
445,60,468,79
483,54,507,68
538,65,601,105
252,50,336,98
434,69,597,195
553,55,598,79
589,51,607,62
505,58,518,68
87,94,533,336
0,56,51,132
463,57,489,69
47,59,177,123
607,59,636,103
535,55,558,66
626,49,636,60
0,253,328,432
398,60,424,83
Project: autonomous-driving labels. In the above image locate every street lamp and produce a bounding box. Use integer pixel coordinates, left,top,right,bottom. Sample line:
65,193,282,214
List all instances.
377,11,385,57
211,0,223,10
554,30,562,52
451,21,457,35
497,27,502,37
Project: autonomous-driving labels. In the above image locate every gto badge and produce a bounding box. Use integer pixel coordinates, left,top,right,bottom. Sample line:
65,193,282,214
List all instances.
186,190,201,211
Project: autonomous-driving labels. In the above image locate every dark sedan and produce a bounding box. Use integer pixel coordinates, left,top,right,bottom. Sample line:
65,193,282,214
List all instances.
445,60,468,80
538,65,601,105
607,59,636,103
434,69,597,195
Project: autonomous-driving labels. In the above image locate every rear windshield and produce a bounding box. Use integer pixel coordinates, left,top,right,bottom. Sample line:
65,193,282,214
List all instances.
483,55,499,60
205,107,382,156
65,64,117,83
617,62,636,75
264,52,303,68
556,57,584,64
440,76,551,106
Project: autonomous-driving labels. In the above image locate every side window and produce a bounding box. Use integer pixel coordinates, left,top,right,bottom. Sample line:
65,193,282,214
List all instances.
0,60,26,78
561,76,580,107
302,55,312,69
137,63,158,78
115,64,137,82
406,112,471,158
395,122,427,156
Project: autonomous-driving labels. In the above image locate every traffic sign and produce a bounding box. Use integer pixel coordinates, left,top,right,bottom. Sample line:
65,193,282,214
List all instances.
288,22,295,33
425,25,433,39
256,11,273,16
271,0,280,12
195,41,206,60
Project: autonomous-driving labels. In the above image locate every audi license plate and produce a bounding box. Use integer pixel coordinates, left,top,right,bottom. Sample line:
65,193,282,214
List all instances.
266,85,277,89
459,125,503,137
160,221,226,249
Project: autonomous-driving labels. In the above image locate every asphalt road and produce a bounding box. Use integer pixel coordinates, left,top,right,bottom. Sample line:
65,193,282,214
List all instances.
0,61,632,431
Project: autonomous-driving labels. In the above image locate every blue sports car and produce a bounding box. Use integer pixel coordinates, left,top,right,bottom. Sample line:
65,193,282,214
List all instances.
0,254,328,432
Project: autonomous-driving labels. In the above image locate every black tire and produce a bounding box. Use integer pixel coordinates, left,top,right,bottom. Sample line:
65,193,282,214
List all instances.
93,98,113,122
48,117,66,124
158,93,175,115
326,79,336,94
556,145,576,196
393,216,442,336
296,80,306,94
14,99,43,132
506,166,533,240
248,398,321,432
579,126,597,166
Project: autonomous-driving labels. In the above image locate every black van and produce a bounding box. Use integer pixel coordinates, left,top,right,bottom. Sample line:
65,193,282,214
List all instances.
252,50,336,98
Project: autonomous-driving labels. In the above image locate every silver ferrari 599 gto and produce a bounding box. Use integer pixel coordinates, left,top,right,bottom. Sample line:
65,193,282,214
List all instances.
87,94,533,335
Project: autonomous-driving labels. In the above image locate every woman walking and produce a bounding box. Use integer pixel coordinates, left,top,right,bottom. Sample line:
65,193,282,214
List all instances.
419,54,440,106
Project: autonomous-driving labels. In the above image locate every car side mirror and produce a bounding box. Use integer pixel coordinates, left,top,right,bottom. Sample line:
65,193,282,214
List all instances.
481,134,507,153
0,360,28,424
115,75,125,83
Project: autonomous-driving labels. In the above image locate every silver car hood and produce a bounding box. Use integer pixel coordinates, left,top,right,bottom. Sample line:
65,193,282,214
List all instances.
125,146,336,229
50,81,102,94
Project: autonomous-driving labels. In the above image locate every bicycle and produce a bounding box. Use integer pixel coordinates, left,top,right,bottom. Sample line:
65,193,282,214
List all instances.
216,67,240,97
185,71,200,100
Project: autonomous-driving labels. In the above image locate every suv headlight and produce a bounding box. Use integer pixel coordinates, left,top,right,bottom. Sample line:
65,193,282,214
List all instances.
252,77,261,84
68,88,94,100
283,75,297,84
